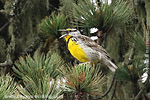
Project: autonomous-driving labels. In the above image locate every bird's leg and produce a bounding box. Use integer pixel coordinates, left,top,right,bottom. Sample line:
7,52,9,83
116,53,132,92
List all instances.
90,62,96,67
79,62,96,68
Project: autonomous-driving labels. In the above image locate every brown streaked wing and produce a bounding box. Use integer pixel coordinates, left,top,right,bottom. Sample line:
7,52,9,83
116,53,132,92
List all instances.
76,35,110,58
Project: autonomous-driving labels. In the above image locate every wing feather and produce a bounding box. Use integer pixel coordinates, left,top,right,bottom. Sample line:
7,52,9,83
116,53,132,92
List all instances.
76,35,110,58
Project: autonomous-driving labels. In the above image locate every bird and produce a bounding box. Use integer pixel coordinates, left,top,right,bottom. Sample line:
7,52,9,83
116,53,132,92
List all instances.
59,28,117,72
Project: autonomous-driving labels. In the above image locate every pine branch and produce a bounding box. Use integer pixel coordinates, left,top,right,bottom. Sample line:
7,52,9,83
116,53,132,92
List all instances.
0,61,12,67
93,72,116,100
0,0,20,68
0,19,15,68
0,74,17,99
125,47,135,65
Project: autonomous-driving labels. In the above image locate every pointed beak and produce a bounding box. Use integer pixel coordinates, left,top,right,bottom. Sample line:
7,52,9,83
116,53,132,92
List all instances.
58,29,70,39
59,33,68,39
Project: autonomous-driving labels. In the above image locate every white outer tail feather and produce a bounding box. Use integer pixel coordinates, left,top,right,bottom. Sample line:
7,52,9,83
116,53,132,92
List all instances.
101,57,118,72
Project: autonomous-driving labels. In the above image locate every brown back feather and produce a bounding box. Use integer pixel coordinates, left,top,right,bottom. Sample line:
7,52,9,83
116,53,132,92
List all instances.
76,35,110,58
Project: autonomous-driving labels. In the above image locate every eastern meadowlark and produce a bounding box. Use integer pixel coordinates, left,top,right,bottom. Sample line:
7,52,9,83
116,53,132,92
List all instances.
59,28,117,72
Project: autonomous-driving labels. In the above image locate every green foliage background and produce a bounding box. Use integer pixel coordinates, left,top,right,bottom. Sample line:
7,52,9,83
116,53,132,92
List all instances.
0,0,149,100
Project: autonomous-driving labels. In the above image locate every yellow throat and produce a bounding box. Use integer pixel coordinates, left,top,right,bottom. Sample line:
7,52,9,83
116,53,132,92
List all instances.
64,35,89,62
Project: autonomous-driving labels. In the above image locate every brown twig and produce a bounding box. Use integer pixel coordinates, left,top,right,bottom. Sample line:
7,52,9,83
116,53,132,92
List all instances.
97,30,103,45
0,61,12,67
134,88,145,100
75,92,83,100
110,81,117,100
0,22,9,32
93,72,116,100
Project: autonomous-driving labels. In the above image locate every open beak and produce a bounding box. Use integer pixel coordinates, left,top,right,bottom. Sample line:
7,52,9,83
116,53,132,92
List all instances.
58,29,71,39
58,29,68,39
59,33,68,39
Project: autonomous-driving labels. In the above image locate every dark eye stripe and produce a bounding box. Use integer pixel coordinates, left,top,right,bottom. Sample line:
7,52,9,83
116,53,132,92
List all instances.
70,29,77,32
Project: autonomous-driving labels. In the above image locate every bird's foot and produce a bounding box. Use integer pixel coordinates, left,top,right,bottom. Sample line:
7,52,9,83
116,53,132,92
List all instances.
79,62,95,67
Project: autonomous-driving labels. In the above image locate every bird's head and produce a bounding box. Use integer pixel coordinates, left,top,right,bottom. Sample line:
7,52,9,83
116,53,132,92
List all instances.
59,28,81,42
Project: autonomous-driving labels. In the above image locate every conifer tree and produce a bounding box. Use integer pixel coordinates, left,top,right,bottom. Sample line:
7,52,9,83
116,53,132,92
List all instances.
0,0,149,100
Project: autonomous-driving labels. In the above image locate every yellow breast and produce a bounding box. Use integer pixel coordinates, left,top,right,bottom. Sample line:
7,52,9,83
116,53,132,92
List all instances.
67,38,89,62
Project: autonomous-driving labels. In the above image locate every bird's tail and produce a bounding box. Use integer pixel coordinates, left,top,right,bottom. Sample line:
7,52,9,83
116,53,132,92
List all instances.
101,57,118,72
